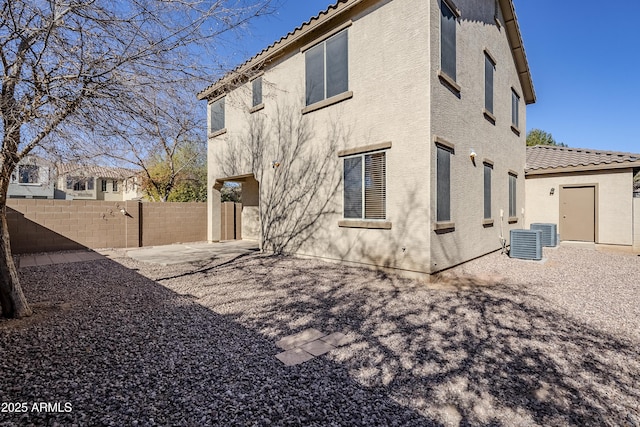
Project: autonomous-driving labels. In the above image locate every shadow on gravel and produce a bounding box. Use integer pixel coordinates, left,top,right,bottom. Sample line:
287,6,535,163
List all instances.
0,258,429,426
170,254,640,426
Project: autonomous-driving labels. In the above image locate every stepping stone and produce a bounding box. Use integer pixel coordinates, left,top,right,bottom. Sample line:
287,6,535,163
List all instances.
300,340,336,356
275,348,315,366
18,255,37,268
276,328,326,350
320,332,348,347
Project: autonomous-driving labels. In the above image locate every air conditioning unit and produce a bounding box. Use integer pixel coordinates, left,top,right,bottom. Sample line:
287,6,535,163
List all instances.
510,229,543,260
530,223,558,247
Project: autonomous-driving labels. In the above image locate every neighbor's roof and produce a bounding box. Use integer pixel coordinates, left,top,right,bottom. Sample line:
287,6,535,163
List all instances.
526,145,640,175
57,164,138,180
198,0,535,104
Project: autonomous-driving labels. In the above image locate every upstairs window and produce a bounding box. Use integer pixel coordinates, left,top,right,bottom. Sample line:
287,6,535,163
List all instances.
440,0,457,81
252,76,262,108
305,29,348,106
18,165,39,184
484,52,495,115
344,151,386,220
511,90,520,129
209,97,225,134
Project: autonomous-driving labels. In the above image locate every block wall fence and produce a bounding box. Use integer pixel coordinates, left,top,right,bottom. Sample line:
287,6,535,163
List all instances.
7,200,207,254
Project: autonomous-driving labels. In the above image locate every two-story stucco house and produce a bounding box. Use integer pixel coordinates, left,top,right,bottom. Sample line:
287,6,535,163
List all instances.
8,156,55,199
56,164,142,201
199,0,535,276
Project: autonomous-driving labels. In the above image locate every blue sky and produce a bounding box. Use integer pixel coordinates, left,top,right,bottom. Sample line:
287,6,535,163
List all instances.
237,0,640,153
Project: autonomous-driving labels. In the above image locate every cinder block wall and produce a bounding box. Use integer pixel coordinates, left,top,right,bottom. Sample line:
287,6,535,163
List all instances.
140,202,207,246
7,200,206,254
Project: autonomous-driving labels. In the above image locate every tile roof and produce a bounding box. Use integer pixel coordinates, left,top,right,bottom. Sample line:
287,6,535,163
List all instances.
57,164,138,180
526,145,640,174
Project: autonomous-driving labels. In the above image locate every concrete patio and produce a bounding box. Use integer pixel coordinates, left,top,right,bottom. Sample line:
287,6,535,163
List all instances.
15,240,260,268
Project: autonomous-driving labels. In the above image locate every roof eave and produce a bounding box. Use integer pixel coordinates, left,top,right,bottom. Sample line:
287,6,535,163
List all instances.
199,0,537,104
198,0,369,101
526,161,640,176
499,0,536,105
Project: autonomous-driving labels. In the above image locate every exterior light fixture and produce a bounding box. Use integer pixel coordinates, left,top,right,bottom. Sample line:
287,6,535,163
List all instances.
550,187,555,195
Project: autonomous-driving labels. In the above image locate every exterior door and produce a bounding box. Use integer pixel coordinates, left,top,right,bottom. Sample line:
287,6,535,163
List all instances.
559,186,595,242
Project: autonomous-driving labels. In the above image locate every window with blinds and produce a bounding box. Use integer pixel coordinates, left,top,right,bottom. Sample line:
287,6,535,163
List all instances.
440,0,457,81
305,29,348,106
509,173,517,217
484,53,495,114
484,163,492,219
209,97,225,133
511,90,520,128
343,152,386,220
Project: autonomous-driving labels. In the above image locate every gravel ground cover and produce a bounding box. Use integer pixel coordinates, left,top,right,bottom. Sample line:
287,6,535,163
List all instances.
1,246,639,426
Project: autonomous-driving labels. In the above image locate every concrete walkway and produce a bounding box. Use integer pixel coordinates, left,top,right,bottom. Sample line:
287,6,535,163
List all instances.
17,251,105,268
16,240,260,268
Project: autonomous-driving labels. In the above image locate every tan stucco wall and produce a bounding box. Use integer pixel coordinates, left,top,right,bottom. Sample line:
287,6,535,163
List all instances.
428,0,527,272
206,0,529,275
241,179,260,241
209,0,434,274
634,198,640,252
525,169,635,246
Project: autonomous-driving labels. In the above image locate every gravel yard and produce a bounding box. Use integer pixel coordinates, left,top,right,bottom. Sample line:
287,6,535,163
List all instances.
1,246,639,426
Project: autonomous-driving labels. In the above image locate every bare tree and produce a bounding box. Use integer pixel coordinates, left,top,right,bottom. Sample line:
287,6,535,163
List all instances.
98,86,207,202
219,103,343,254
0,0,274,318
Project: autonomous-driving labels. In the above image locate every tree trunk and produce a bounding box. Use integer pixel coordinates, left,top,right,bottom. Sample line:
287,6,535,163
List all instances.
0,180,32,319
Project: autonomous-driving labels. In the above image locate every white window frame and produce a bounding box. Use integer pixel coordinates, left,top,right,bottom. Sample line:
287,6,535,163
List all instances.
18,164,40,185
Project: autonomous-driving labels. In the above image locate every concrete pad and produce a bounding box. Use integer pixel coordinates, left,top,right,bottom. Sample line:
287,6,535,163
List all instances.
561,241,596,250
300,340,336,356
275,348,315,366
127,240,259,265
75,252,104,261
48,253,71,264
320,332,348,347
276,328,326,351
18,255,37,268
34,254,53,266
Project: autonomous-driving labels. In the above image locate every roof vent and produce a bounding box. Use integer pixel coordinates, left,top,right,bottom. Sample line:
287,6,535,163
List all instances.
530,223,558,247
510,229,543,260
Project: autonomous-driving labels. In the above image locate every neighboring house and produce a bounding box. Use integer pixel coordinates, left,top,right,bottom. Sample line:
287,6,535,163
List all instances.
8,156,55,199
199,0,536,276
56,164,142,201
525,145,640,252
